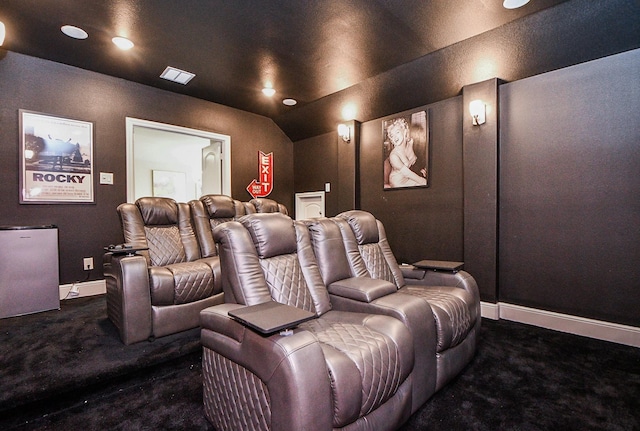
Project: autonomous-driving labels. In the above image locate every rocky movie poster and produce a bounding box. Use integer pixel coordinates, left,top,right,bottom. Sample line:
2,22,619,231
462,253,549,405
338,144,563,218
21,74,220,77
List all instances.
20,111,94,204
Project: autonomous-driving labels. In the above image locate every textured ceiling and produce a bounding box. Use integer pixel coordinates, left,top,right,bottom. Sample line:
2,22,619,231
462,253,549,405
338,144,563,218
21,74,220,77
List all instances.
1,0,639,141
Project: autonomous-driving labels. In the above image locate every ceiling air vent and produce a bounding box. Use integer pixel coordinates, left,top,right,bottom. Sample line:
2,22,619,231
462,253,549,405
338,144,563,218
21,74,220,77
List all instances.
160,66,195,85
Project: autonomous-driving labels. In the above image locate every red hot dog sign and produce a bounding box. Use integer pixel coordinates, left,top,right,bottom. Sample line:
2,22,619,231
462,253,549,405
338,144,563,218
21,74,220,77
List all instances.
246,151,274,199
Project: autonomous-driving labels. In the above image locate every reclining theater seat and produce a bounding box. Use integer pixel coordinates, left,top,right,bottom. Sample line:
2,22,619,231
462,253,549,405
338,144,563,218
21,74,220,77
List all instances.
201,213,415,431
104,197,223,345
250,197,289,215
190,194,290,258
332,210,480,391
189,194,239,259
305,217,437,412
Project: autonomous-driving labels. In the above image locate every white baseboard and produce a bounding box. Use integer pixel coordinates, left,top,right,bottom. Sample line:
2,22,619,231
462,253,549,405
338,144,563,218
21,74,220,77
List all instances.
480,301,500,320
481,301,640,348
59,279,106,300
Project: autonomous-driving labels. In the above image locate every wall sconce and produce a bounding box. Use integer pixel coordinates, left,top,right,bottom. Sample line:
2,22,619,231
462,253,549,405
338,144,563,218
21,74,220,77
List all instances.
469,99,486,126
0,21,6,46
338,123,351,142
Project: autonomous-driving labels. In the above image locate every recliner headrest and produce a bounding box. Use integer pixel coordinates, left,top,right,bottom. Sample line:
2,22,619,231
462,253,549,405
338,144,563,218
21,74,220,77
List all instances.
200,194,236,218
136,197,178,226
240,213,297,258
251,198,280,213
337,210,379,245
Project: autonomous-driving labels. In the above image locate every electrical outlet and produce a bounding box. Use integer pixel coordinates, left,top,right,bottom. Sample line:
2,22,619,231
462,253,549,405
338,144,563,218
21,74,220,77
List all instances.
83,257,94,271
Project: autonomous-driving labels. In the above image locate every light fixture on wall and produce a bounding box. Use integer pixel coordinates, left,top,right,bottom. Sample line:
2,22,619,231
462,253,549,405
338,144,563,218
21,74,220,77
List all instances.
338,123,351,142
469,99,486,126
0,21,6,46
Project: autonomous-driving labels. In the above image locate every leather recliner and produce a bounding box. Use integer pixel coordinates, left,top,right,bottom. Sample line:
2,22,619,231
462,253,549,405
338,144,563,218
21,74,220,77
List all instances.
329,210,480,391
200,213,415,431
305,217,438,412
104,197,223,345
190,194,290,258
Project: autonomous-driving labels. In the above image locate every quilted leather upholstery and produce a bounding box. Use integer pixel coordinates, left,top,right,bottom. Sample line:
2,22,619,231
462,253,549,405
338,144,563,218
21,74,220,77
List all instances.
144,225,186,266
105,197,223,345
301,319,403,417
358,243,397,284
206,212,413,430
169,261,215,304
203,348,271,431
259,254,316,313
333,210,480,390
401,286,473,352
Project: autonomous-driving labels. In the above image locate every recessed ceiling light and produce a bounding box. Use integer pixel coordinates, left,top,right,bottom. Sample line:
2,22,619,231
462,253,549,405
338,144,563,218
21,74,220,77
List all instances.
503,0,530,9
61,25,88,40
112,36,134,50
283,98,297,106
160,66,195,85
262,87,276,97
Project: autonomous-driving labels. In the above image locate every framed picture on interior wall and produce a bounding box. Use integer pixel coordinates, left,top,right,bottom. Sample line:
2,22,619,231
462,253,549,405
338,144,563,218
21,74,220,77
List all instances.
152,170,187,202
19,110,95,204
382,110,429,189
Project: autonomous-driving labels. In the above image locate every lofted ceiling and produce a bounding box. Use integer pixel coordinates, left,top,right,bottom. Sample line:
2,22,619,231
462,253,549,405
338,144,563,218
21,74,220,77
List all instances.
1,0,639,141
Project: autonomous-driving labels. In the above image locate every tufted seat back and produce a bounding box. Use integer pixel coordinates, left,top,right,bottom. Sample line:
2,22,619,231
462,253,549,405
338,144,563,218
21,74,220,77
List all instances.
190,194,238,258
335,210,477,357
214,213,332,315
118,197,202,266
211,212,414,428
334,210,405,288
117,197,215,307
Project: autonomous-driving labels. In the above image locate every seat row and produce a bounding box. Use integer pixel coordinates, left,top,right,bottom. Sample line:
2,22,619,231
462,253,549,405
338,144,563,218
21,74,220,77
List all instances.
200,211,480,431
103,194,288,345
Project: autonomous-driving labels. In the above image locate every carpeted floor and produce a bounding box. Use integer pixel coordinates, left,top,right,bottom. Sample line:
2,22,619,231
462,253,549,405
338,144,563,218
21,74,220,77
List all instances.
1,295,639,430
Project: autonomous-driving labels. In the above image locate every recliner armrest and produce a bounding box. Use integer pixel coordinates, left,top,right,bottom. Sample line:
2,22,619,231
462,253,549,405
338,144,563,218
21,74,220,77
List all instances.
328,277,397,303
103,253,152,345
400,263,427,280
200,304,333,431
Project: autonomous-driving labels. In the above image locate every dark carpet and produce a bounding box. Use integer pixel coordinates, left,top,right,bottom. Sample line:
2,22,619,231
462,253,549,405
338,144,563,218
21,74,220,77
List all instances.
1,296,638,430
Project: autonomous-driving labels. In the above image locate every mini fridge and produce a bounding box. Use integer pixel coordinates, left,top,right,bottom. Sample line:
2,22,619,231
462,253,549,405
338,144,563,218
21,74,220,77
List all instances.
0,225,60,319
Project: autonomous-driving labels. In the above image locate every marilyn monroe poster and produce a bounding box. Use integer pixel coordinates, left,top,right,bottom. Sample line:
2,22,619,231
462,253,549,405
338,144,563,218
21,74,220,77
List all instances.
383,110,429,189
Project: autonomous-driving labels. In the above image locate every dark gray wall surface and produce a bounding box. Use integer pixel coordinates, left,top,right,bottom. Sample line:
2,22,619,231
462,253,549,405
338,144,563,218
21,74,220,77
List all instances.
499,49,640,326
359,97,465,265
0,52,293,284
463,79,500,303
293,132,340,218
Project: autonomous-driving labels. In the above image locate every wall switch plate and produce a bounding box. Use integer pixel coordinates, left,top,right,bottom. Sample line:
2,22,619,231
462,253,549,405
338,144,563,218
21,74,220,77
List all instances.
325,182,331,192
99,172,114,185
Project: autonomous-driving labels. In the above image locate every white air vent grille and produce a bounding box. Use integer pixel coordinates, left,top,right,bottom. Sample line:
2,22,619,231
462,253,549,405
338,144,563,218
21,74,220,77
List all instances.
160,66,195,85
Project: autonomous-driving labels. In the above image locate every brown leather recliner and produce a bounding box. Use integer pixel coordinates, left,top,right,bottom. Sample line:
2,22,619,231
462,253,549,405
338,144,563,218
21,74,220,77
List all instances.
189,194,239,259
201,213,415,431
305,217,437,412
104,197,223,345
249,197,289,215
190,194,290,258
329,210,480,391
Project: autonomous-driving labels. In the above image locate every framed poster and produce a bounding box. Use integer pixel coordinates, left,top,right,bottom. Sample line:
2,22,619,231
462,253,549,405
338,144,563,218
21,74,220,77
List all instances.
383,110,429,189
20,110,94,204
152,170,187,202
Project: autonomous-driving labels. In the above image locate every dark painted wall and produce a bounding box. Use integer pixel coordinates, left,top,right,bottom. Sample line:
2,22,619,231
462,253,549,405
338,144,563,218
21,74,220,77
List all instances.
0,52,294,285
293,132,340,218
360,97,465,265
294,48,640,328
499,49,640,327
295,97,464,264
462,79,500,303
